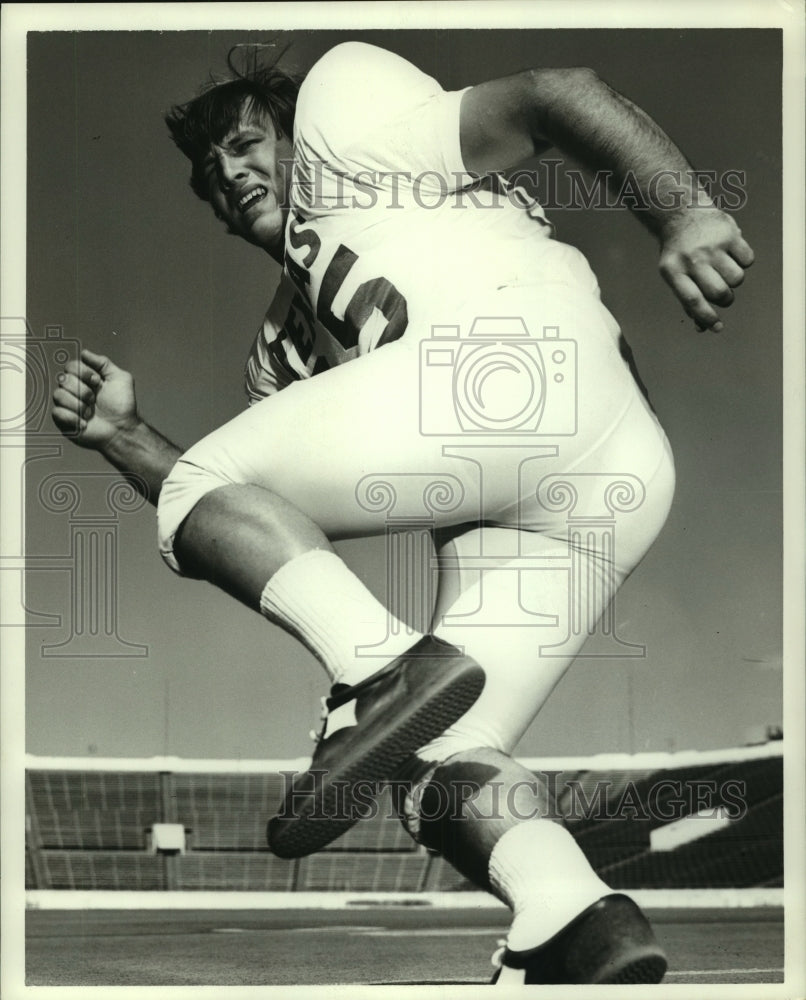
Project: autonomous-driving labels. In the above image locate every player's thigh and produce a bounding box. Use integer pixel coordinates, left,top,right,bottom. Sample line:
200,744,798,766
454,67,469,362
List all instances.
163,337,483,541
463,284,675,565
415,281,661,525
424,440,673,763
423,525,577,758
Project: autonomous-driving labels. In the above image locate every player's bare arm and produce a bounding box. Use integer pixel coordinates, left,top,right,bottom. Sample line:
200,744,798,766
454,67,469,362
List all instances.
51,348,181,504
460,68,754,332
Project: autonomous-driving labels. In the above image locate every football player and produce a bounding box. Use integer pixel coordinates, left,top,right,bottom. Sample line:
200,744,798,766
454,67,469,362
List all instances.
53,40,753,984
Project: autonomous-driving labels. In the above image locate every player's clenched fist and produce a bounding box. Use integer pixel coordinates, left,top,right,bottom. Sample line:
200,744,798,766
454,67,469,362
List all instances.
658,206,754,333
51,348,139,450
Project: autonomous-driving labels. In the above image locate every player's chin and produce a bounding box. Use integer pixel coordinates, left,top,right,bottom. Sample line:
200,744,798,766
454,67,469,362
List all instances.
243,215,283,251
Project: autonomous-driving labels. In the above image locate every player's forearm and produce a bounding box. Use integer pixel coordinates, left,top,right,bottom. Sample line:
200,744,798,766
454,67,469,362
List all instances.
530,67,712,235
100,420,182,506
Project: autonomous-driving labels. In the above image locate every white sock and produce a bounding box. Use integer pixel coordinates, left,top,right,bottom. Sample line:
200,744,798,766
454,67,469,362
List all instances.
259,549,424,686
488,820,611,951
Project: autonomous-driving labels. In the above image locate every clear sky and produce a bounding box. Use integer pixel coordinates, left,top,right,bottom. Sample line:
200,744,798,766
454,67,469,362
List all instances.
21,25,785,761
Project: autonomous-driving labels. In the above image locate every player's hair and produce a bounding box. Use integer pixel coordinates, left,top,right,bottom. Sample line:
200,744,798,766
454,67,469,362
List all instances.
164,44,302,202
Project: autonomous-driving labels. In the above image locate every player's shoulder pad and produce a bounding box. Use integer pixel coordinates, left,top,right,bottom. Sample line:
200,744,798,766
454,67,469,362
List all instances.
305,41,390,86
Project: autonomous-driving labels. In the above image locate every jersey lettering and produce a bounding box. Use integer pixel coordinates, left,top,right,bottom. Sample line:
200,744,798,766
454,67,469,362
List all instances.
316,243,408,349
317,244,360,347
281,290,319,367
346,275,409,348
284,211,410,363
288,214,322,268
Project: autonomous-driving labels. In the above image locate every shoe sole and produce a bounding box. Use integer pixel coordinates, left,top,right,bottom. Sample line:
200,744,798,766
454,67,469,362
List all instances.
585,896,667,985
492,950,667,987
492,894,668,985
598,948,668,984
268,663,484,858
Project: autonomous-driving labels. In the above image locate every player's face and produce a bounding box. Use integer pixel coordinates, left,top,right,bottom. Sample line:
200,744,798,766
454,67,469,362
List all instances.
203,109,293,258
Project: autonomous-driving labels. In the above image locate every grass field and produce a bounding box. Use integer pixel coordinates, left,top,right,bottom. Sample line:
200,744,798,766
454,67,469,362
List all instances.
26,904,784,987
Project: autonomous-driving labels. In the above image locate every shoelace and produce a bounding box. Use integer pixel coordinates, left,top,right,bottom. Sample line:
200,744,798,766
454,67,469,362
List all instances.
490,938,508,970
309,695,329,744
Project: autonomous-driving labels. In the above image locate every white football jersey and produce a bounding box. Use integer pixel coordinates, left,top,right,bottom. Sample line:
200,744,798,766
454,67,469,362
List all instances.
244,42,597,402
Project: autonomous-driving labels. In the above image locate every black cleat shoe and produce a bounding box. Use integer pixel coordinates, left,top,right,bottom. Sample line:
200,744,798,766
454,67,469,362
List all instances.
267,635,485,859
491,894,668,985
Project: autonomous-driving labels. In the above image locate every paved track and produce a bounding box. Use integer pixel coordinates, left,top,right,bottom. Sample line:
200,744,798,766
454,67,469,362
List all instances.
26,905,784,987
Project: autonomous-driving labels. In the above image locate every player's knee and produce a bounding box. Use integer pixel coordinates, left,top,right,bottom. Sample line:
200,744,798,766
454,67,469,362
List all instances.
157,452,241,575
